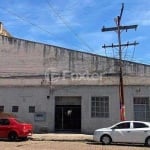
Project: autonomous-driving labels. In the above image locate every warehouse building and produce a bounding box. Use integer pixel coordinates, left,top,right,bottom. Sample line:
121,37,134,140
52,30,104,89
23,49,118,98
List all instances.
0,32,150,133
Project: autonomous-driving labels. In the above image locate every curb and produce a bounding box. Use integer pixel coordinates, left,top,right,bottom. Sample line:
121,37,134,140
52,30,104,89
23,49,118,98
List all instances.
29,134,93,142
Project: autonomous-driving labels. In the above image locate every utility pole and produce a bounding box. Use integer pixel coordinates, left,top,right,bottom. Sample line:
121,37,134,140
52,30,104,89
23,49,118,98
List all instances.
101,3,139,121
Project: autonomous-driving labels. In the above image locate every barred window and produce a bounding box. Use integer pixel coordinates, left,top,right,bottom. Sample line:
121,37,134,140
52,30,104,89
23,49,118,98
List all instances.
91,96,109,118
0,106,4,112
29,106,35,113
134,97,150,121
12,106,19,112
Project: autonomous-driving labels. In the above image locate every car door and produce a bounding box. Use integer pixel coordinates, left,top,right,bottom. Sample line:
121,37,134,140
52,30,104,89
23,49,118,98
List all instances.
130,122,150,143
111,122,132,143
0,119,10,138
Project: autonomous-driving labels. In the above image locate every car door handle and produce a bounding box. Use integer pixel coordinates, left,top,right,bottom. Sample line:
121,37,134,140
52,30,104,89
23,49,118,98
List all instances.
127,131,131,133
144,131,148,133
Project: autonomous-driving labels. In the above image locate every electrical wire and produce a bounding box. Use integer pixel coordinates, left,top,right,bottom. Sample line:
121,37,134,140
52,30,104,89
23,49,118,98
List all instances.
130,45,136,62
46,0,96,54
0,6,56,37
0,3,148,78
0,5,99,54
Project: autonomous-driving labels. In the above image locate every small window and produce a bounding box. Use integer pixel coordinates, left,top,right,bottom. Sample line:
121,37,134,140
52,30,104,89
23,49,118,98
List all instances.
133,122,148,128
29,106,35,113
12,106,19,112
113,122,130,129
0,106,4,112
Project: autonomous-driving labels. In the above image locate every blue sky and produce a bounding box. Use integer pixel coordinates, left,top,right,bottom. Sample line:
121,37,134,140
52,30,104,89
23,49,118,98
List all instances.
0,0,150,64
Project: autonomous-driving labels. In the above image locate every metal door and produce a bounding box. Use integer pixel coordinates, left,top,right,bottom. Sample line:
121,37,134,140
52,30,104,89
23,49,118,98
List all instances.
55,105,81,132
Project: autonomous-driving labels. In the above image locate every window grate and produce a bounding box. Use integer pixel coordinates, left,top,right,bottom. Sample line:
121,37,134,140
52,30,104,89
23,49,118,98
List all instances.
133,97,150,121
91,96,109,118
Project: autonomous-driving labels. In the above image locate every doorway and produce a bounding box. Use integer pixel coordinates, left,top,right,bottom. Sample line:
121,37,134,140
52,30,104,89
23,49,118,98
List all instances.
55,97,81,132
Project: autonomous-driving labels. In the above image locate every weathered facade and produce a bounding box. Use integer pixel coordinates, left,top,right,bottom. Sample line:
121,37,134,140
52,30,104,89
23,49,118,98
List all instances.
0,35,149,77
0,35,150,133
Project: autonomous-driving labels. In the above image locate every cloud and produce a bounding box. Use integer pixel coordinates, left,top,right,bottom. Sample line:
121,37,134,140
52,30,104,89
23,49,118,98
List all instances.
129,11,150,26
0,0,149,65
124,1,150,27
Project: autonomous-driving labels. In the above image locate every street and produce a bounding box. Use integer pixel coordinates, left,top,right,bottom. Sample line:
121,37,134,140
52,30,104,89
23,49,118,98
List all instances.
0,140,149,150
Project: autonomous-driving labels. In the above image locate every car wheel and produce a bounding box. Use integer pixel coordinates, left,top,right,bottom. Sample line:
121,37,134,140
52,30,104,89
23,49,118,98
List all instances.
145,137,150,147
8,132,18,141
101,135,112,145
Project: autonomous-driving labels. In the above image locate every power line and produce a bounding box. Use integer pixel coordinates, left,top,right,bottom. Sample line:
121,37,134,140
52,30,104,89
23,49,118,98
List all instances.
101,3,139,121
0,6,56,37
46,0,96,53
0,5,98,54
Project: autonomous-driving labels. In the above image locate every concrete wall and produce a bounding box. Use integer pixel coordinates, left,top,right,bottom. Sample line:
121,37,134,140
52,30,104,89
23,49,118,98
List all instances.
0,85,149,133
0,87,54,132
0,35,149,77
0,35,149,134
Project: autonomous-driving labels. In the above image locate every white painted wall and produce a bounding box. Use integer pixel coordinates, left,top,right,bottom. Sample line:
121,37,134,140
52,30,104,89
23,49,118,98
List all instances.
0,85,149,133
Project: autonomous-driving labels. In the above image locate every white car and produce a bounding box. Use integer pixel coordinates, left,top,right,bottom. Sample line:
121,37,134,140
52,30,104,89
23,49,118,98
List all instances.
93,121,150,146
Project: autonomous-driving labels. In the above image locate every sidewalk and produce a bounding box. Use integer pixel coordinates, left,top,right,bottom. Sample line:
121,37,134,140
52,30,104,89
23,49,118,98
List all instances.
31,133,93,142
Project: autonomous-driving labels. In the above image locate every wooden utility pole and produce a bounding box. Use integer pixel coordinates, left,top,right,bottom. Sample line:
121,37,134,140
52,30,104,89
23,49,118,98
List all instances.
101,3,139,121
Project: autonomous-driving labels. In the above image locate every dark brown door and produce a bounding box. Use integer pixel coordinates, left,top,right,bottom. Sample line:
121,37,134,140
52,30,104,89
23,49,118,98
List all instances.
55,105,81,132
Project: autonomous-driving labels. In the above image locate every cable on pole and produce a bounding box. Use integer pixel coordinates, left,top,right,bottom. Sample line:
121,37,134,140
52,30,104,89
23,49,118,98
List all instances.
101,3,139,121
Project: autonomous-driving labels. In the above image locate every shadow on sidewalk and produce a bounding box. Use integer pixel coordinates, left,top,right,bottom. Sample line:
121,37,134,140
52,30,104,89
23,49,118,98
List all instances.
86,142,147,148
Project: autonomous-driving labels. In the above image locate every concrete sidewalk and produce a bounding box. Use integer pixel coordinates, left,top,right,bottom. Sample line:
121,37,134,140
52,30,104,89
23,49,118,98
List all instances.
31,133,93,142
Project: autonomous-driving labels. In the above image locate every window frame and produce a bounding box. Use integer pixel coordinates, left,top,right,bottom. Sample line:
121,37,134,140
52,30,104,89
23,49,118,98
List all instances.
12,106,19,113
91,96,109,118
133,97,150,121
29,106,35,113
0,105,4,112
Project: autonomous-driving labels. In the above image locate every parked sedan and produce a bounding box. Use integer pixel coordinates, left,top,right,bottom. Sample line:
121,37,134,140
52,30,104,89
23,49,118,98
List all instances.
0,117,33,141
93,121,150,146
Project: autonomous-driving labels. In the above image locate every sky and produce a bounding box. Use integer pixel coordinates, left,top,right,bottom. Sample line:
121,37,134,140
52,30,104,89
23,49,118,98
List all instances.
0,0,150,64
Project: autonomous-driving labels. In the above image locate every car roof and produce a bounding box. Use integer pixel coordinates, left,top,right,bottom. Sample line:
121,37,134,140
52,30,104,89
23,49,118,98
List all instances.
116,120,149,123
115,120,150,125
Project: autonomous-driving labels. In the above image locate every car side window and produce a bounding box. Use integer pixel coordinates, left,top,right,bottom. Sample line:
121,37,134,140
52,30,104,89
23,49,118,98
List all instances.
112,122,130,129
133,122,148,128
0,119,3,125
0,119,10,125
